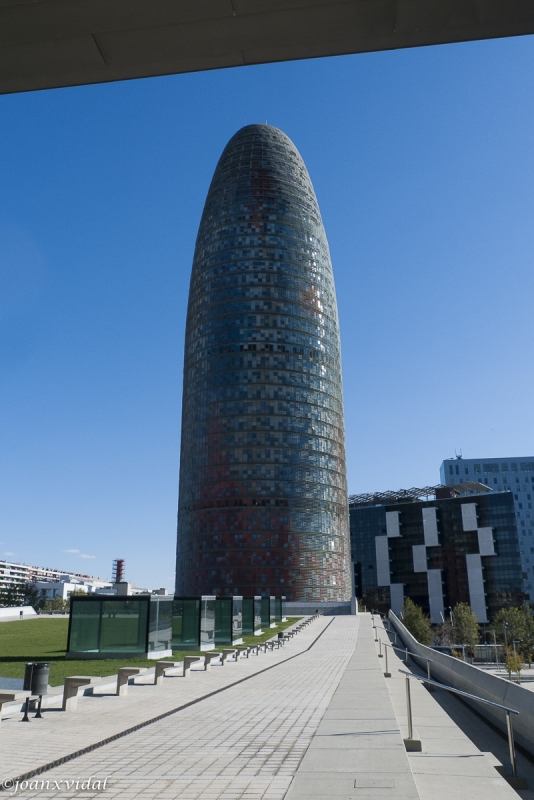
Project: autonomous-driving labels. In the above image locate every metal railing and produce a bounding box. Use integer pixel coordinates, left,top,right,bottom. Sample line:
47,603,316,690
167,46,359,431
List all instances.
399,669,520,778
380,640,433,683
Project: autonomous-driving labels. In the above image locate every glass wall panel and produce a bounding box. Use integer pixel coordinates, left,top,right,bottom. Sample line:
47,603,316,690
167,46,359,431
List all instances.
215,598,232,645
260,597,270,628
269,596,276,627
172,598,200,648
281,596,287,622
69,599,101,652
200,596,216,650
100,600,148,653
254,596,262,634
232,596,243,644
68,597,151,656
242,598,254,635
148,598,173,652
274,597,282,623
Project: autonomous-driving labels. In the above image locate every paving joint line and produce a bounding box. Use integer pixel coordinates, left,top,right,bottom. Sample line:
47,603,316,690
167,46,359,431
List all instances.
0,619,335,789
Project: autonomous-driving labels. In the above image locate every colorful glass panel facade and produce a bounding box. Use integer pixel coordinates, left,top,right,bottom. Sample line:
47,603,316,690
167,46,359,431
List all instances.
176,124,351,601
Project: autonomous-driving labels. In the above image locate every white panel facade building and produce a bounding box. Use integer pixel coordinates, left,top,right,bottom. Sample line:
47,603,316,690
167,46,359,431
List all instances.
441,456,534,601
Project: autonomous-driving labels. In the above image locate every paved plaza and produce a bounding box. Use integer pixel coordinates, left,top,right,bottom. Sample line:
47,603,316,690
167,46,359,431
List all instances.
0,618,357,799
0,615,530,800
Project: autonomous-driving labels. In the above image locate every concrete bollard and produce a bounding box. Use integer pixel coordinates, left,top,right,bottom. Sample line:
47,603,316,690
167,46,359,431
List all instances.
154,661,181,686
221,649,237,665
204,652,222,670
183,656,202,677
117,668,142,696
0,692,29,725
62,677,96,711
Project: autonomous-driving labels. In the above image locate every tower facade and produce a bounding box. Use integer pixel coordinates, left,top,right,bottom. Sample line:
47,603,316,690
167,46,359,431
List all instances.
176,124,351,601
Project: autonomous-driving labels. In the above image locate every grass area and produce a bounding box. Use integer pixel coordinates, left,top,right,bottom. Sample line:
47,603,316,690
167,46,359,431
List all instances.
0,616,302,686
242,617,300,646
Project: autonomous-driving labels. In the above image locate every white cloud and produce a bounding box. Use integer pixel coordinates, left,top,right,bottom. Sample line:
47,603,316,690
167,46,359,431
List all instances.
79,554,96,559
63,549,80,554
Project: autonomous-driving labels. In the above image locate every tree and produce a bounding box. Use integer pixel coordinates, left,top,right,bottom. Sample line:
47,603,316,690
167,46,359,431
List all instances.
0,581,26,607
433,621,454,646
23,582,46,610
401,598,433,645
452,603,480,646
504,649,524,683
43,596,68,613
493,607,527,653
521,603,534,664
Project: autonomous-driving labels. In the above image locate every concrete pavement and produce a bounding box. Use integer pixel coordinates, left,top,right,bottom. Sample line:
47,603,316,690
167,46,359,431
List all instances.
372,616,523,800
0,617,357,800
285,614,419,800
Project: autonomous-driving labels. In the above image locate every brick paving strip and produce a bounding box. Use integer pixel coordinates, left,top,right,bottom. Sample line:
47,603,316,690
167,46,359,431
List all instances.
0,618,359,800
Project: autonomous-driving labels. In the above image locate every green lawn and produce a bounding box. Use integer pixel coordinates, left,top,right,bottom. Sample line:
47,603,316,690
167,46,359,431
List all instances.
0,616,301,686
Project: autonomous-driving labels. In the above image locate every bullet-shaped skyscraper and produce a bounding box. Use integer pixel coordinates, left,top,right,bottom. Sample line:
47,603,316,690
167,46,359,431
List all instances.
176,124,351,601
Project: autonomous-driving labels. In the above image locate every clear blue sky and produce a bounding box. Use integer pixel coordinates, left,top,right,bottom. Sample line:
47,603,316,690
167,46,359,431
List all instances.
2,36,534,590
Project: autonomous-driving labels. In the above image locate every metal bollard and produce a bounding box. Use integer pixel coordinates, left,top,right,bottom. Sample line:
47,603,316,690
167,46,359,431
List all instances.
403,675,422,751
406,676,413,739
506,711,518,778
34,695,43,719
384,645,391,678
425,660,434,692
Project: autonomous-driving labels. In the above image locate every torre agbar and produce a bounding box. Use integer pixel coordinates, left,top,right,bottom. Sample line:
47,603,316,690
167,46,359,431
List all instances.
176,124,351,602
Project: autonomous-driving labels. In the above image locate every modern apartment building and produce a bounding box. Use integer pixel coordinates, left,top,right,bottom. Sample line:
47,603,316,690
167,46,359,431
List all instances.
441,456,534,601
0,560,107,594
349,484,524,622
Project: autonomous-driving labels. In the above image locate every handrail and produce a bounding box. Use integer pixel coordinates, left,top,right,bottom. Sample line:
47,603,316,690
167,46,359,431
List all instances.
379,640,432,683
386,644,432,663
398,669,519,714
399,668,520,778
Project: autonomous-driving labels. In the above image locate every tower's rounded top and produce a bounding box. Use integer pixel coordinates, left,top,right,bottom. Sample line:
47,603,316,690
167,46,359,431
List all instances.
222,123,296,152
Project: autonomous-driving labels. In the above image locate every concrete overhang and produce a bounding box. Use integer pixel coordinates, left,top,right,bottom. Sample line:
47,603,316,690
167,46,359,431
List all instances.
1,0,534,95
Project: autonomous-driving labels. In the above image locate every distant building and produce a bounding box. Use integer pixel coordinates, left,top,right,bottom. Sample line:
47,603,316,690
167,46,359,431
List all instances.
35,580,90,601
349,484,525,623
0,560,107,595
441,456,534,602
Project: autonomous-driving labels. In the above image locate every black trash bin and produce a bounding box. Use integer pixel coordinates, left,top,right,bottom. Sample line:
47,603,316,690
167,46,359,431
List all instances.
23,662,50,720
278,632,284,639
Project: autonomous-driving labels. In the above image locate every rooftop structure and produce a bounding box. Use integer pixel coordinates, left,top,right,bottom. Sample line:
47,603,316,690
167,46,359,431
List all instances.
349,482,491,508
176,124,351,602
